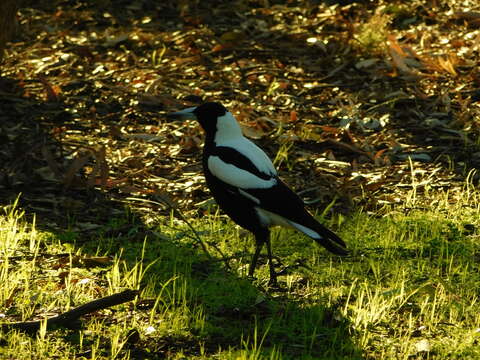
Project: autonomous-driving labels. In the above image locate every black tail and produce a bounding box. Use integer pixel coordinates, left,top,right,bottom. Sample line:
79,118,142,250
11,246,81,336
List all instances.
288,214,348,256
311,222,348,256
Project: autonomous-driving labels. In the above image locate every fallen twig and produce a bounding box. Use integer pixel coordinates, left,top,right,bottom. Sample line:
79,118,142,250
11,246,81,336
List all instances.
0,252,71,263
0,289,139,332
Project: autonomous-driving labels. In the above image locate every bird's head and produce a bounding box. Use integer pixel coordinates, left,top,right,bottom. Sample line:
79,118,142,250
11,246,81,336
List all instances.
167,102,242,142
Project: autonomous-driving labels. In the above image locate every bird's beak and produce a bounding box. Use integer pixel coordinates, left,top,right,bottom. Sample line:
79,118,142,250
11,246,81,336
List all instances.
166,106,198,120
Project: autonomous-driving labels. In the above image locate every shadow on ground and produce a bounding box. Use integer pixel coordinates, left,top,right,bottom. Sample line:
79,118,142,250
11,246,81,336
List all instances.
0,73,360,358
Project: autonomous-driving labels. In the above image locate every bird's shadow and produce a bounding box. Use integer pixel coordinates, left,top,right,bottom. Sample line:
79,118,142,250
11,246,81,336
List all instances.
147,248,362,359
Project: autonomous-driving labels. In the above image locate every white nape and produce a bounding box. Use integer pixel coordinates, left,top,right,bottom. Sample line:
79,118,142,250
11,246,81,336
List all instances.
214,112,243,141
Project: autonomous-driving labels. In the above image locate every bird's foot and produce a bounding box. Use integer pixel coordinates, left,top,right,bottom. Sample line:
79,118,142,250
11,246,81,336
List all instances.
267,268,283,288
267,276,279,288
266,275,289,291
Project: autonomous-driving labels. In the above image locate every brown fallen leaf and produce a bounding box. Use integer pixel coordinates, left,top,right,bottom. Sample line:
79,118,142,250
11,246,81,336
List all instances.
437,55,458,76
63,151,92,188
86,146,109,189
38,76,61,102
388,35,420,76
290,110,297,122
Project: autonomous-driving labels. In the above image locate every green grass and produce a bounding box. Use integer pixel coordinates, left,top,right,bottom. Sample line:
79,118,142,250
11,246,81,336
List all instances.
0,187,479,359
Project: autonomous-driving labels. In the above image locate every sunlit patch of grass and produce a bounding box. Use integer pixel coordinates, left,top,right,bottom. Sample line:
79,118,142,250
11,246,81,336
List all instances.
273,138,295,171
1,183,480,359
193,184,479,359
333,187,480,359
0,201,205,359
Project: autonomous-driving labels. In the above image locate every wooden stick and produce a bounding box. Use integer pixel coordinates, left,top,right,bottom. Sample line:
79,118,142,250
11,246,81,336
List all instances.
0,289,139,332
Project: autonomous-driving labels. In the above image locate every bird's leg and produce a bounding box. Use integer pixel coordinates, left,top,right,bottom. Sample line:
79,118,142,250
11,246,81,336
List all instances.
250,230,277,286
249,233,265,278
265,234,277,286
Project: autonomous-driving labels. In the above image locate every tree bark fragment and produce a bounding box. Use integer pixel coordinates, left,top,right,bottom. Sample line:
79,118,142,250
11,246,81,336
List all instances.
0,289,139,332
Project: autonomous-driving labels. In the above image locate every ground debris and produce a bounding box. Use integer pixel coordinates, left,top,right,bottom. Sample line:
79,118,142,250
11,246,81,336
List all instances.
0,0,478,223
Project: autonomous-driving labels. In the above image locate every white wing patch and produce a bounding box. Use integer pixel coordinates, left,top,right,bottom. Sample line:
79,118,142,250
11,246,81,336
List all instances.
238,189,260,204
255,207,321,239
208,156,277,189
255,207,291,227
287,221,321,239
215,137,277,177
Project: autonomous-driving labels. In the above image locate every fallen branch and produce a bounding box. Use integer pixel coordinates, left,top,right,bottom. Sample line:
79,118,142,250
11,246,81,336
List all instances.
0,289,139,332
0,253,71,263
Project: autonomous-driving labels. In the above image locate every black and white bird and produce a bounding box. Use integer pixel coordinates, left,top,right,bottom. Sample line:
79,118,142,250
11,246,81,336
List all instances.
168,102,347,285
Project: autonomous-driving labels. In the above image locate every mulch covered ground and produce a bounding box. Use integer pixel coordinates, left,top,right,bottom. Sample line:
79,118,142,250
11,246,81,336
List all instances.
1,0,479,228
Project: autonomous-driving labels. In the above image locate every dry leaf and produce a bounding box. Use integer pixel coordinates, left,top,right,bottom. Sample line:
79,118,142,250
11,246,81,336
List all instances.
64,151,92,187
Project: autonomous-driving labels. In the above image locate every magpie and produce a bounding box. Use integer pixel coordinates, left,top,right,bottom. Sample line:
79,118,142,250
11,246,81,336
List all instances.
168,102,347,285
